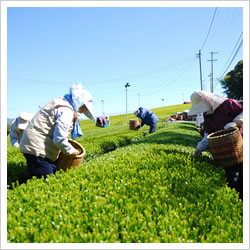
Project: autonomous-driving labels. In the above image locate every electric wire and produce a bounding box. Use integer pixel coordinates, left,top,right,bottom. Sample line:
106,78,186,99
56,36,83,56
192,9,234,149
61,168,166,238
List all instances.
216,8,242,52
140,56,198,97
95,56,198,101
200,7,218,51
217,32,243,79
221,39,243,79
214,35,243,90
8,55,197,86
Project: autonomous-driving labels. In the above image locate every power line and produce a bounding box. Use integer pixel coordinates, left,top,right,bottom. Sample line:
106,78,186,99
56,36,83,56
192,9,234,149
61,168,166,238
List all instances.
95,57,198,102
197,7,217,92
217,8,242,52
140,57,198,97
219,39,243,80
214,38,243,89
217,32,243,79
200,7,218,50
8,55,197,86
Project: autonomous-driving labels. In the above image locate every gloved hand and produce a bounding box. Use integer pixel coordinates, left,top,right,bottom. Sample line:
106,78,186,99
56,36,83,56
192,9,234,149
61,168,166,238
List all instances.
134,110,139,117
135,125,141,131
13,142,19,148
194,148,202,156
224,122,237,130
71,150,79,156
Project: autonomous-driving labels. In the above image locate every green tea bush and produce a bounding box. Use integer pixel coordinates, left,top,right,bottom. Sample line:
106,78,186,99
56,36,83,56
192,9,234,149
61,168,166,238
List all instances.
7,123,146,186
7,122,243,243
7,139,30,187
77,124,144,158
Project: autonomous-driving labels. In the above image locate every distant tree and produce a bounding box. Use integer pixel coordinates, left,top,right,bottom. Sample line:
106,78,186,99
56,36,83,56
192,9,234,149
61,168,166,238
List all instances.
220,60,243,100
7,123,11,135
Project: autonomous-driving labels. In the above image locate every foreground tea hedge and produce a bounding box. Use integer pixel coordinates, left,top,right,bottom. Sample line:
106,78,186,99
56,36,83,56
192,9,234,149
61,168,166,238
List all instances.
7,124,146,186
7,123,243,243
7,104,189,185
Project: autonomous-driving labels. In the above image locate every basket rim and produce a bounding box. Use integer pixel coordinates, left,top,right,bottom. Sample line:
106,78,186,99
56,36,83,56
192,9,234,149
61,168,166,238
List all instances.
207,127,239,140
68,139,86,158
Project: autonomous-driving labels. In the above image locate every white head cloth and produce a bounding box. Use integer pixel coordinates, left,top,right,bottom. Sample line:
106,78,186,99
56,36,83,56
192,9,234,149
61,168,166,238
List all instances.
188,90,227,115
70,83,95,121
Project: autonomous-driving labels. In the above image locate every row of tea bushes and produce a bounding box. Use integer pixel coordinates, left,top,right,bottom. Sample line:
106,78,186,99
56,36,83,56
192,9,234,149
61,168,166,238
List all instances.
7,103,190,186
7,123,243,243
77,124,147,160
7,123,146,186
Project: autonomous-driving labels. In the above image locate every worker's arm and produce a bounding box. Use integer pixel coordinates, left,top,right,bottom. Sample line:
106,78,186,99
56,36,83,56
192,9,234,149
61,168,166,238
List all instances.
53,107,79,155
224,100,243,129
10,119,20,147
194,133,208,156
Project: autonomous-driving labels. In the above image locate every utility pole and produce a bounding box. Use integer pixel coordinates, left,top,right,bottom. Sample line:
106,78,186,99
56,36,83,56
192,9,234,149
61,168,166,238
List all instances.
197,50,203,90
137,93,140,107
161,98,164,107
101,100,104,115
125,82,130,119
207,51,218,93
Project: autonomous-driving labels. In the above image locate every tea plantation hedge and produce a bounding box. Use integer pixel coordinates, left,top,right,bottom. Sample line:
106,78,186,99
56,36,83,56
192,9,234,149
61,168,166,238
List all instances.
7,106,171,186
7,123,146,186
7,121,243,243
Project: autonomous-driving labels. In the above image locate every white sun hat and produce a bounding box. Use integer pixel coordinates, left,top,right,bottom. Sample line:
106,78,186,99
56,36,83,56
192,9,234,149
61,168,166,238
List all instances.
188,91,227,116
70,83,95,121
17,112,33,130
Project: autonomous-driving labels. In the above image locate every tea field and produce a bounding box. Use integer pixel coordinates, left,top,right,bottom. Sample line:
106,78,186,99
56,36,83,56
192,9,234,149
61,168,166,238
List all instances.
7,104,243,243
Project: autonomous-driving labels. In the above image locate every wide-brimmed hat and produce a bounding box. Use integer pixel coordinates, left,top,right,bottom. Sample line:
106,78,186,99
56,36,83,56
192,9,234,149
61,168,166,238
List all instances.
17,112,33,130
70,83,95,121
188,91,227,116
188,92,211,116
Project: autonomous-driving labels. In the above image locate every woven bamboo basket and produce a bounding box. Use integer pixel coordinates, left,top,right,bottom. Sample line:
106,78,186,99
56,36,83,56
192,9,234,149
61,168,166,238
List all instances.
207,127,243,168
55,139,86,171
129,119,140,130
177,114,183,120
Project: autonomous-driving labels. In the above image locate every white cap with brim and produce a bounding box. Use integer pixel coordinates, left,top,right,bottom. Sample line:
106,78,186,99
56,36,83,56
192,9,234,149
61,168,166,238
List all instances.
188,92,211,116
82,100,95,121
17,112,33,130
70,83,95,121
17,120,29,130
19,112,33,121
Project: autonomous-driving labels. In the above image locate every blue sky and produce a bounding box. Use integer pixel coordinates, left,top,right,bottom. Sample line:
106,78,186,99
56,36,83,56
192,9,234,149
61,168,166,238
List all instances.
6,3,245,119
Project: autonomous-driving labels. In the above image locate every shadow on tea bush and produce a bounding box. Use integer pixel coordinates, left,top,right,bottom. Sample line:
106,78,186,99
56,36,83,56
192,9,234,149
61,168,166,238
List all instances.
177,122,199,131
100,140,118,153
7,161,30,188
137,130,201,148
100,136,135,154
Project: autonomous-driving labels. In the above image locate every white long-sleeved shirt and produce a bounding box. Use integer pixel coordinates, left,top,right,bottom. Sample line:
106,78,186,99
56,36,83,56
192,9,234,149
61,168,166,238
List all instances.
53,107,78,155
196,133,209,152
10,119,23,147
196,114,243,153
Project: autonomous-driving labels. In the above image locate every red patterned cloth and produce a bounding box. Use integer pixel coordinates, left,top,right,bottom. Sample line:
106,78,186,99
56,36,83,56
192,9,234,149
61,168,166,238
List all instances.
204,99,243,135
